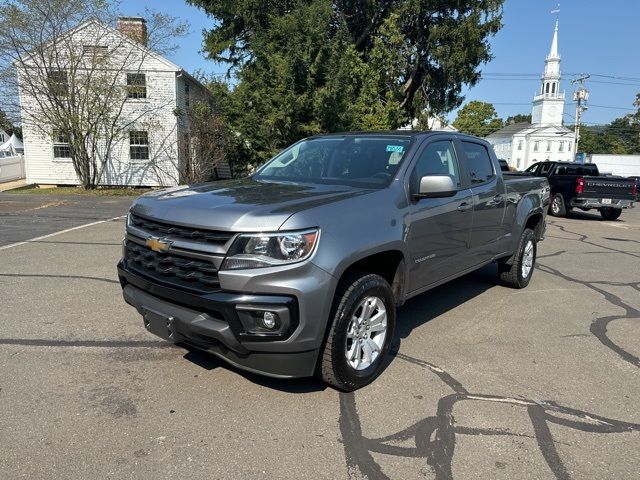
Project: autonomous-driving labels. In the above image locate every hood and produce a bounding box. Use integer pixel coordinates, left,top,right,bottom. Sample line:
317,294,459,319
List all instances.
131,178,371,231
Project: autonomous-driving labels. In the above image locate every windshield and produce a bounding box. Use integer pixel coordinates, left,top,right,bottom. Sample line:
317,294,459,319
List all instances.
255,136,412,188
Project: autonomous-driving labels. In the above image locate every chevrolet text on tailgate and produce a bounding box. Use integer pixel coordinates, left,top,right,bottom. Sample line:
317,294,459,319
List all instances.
118,132,549,391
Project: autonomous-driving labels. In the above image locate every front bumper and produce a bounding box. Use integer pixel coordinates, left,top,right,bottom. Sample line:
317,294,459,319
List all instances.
117,260,335,378
570,197,634,209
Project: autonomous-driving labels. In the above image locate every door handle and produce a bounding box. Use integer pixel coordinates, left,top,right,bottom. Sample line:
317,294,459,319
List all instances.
457,202,472,212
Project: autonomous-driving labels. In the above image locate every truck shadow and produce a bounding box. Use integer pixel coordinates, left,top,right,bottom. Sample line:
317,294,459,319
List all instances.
181,264,500,394
394,263,498,342
564,210,621,221
181,346,328,393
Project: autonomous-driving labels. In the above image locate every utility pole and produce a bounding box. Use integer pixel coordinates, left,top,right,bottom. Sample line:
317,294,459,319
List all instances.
571,74,590,160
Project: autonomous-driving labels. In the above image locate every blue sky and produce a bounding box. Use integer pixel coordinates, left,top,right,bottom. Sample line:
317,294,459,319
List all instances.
120,0,640,126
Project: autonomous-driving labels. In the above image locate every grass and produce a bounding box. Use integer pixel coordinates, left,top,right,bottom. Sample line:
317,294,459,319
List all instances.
9,185,153,196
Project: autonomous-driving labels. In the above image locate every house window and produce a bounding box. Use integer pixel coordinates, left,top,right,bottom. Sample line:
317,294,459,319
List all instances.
53,130,71,158
568,142,572,152
129,131,149,160
545,83,550,94
552,83,556,94
546,141,552,152
83,45,108,59
533,141,539,152
127,73,147,99
47,70,68,97
517,140,523,151
185,83,190,109
559,141,564,152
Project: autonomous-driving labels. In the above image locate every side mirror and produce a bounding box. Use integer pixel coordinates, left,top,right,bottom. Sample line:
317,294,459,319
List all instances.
414,175,457,199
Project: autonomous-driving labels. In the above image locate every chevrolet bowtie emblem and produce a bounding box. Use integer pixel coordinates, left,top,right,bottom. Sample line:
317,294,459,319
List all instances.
146,237,172,253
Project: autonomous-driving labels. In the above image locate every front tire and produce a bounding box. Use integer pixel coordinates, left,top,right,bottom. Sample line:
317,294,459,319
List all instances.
319,273,396,391
549,193,566,217
498,228,537,289
600,207,622,221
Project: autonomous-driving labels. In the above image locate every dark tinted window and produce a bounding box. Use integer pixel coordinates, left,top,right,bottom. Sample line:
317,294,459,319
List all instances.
411,140,460,192
257,136,411,188
462,142,494,183
539,163,553,175
525,163,540,174
553,164,598,175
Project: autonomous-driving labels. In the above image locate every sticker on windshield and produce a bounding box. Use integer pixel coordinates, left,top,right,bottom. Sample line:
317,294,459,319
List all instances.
386,145,404,153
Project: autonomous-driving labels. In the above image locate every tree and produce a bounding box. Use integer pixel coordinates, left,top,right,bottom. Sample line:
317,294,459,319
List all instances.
506,113,531,125
578,114,640,155
176,100,230,184
188,0,504,163
0,109,14,135
0,0,187,188
452,101,504,137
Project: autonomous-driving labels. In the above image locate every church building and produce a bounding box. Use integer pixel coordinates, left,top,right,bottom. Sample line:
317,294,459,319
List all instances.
486,20,574,170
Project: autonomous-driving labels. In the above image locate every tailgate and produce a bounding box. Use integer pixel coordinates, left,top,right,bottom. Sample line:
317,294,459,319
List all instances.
581,176,636,200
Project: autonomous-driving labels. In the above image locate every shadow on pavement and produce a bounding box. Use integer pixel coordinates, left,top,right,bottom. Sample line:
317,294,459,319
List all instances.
181,346,327,393
182,263,499,394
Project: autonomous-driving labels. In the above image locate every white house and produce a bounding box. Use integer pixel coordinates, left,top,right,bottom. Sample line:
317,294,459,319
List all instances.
18,17,230,187
486,20,574,171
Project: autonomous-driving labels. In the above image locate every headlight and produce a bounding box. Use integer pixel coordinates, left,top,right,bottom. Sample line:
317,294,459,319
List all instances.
221,229,319,270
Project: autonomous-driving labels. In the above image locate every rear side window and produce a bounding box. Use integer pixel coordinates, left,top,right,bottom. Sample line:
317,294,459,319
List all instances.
461,142,495,183
411,140,460,192
539,163,553,175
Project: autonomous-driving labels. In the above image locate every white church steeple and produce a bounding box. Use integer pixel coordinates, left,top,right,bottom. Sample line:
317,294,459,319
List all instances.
531,20,565,126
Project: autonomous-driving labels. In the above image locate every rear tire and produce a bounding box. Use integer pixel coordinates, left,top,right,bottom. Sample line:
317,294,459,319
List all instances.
498,228,537,289
319,273,395,392
600,207,622,221
549,193,566,217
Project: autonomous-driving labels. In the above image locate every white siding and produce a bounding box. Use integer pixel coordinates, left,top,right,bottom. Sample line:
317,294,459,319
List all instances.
18,21,184,186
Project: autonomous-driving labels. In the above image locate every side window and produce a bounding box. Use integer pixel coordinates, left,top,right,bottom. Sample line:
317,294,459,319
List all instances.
411,140,460,192
525,163,540,174
584,165,598,175
539,163,553,175
461,141,495,184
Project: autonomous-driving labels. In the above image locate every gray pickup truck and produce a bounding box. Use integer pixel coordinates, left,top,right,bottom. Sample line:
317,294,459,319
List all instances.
118,132,549,391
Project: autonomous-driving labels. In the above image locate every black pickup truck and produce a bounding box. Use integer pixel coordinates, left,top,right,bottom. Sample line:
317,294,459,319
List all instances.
525,161,636,220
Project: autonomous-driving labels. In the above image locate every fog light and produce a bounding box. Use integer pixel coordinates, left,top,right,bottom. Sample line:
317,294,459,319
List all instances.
262,311,277,329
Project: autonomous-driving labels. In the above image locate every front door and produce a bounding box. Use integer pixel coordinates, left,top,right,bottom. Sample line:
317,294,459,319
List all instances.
406,139,473,292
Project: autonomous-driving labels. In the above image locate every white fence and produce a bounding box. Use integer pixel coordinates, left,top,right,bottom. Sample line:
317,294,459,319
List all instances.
0,154,25,183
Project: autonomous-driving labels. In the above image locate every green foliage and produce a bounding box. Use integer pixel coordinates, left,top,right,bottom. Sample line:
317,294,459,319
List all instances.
579,114,640,155
452,101,504,137
189,0,504,166
0,109,14,135
506,113,531,125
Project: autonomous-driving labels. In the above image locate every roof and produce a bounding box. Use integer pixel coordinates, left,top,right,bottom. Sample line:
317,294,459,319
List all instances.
488,122,573,138
487,123,533,137
17,19,210,93
0,133,24,152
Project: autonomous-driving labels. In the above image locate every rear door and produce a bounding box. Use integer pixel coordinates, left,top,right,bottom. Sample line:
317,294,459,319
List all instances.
458,140,507,266
406,138,473,291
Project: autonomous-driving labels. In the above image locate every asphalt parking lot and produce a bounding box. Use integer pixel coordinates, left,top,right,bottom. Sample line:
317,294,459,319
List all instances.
1,193,639,479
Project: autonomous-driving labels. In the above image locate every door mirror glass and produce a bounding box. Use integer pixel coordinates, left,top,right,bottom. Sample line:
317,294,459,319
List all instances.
415,175,457,198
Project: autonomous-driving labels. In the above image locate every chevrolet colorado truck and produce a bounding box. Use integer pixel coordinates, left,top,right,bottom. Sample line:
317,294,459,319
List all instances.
118,132,549,391
524,161,636,220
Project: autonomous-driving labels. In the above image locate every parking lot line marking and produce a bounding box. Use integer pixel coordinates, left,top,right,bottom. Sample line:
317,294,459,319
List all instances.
0,215,126,251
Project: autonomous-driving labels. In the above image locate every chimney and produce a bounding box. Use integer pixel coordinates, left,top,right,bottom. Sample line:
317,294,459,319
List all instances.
118,17,147,46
